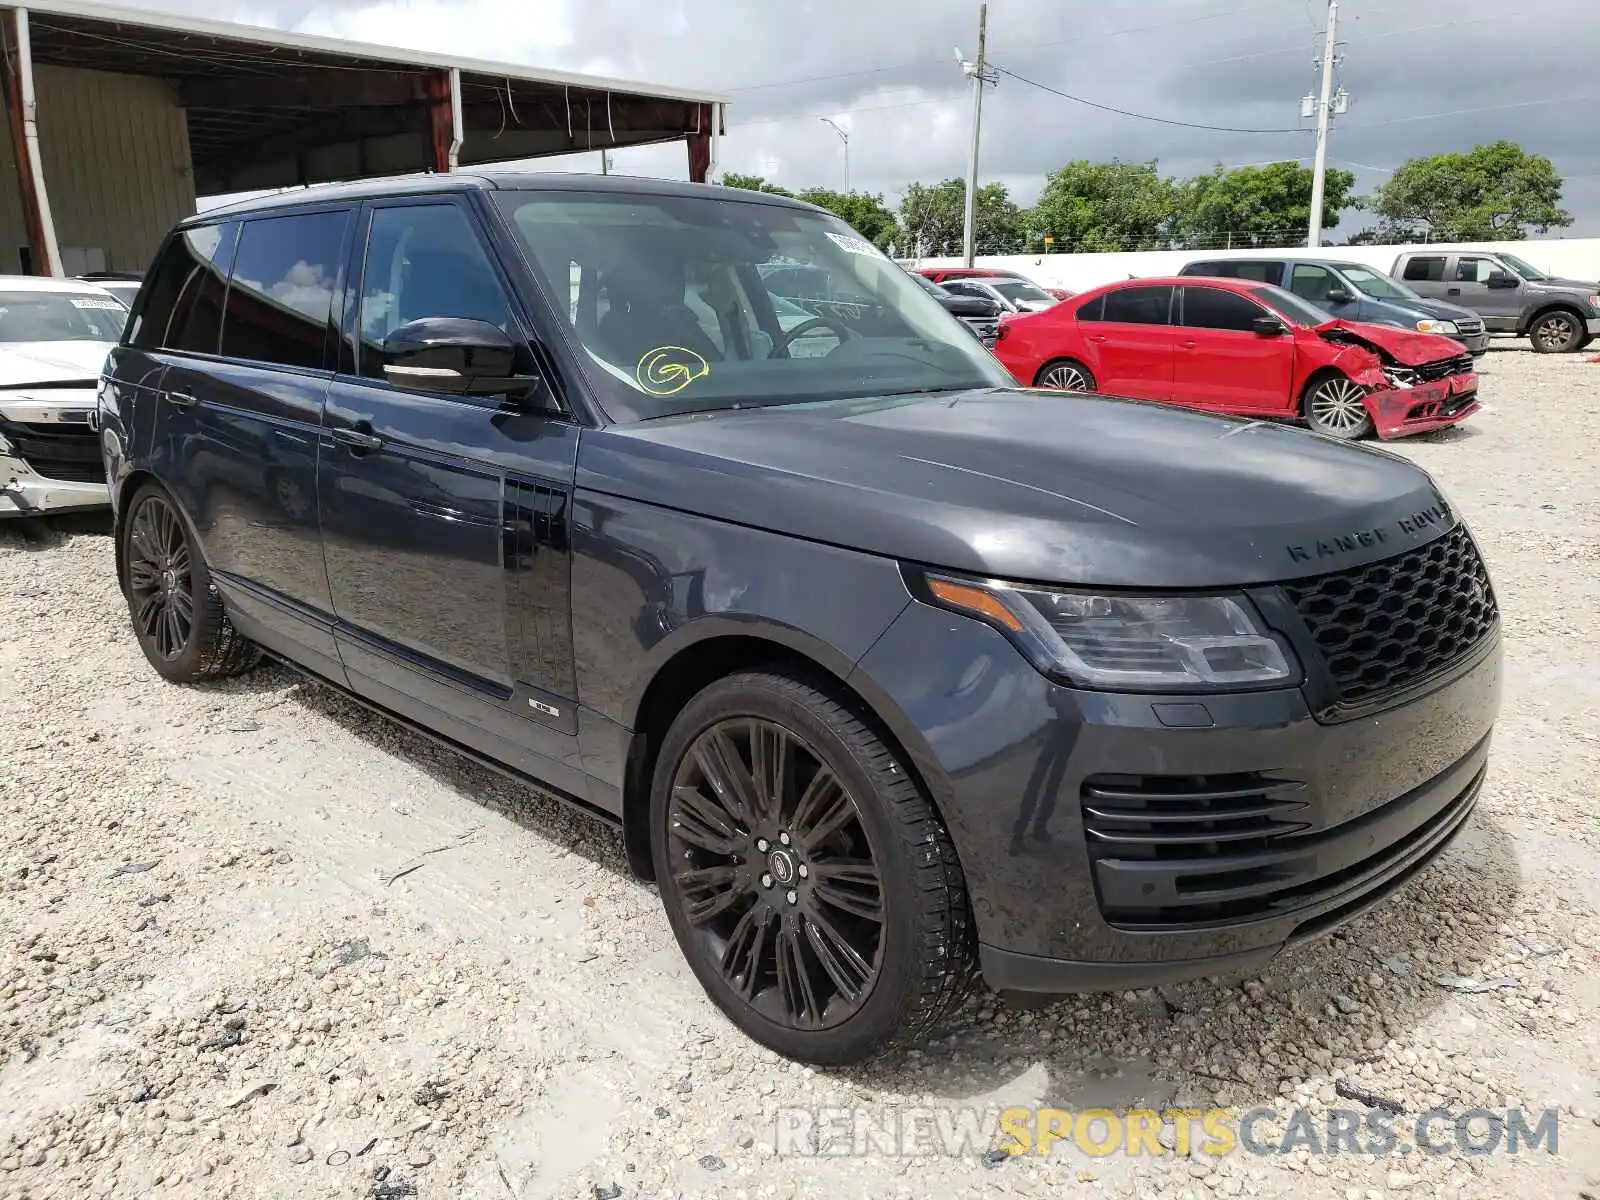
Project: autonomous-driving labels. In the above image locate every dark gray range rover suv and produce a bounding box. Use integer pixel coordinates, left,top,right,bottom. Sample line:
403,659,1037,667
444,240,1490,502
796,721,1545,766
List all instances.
99,173,1502,1064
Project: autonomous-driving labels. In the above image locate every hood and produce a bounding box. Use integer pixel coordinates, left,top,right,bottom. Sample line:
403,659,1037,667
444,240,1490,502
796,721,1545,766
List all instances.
0,341,116,387
1529,276,1600,292
1390,296,1479,324
579,388,1452,589
1314,320,1464,366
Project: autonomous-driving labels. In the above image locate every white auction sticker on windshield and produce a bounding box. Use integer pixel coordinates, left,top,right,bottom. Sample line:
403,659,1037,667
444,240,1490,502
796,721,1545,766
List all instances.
69,296,126,311
825,232,884,258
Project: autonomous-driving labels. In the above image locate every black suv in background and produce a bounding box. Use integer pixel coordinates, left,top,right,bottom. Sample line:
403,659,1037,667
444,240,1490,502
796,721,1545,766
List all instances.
101,174,1503,1064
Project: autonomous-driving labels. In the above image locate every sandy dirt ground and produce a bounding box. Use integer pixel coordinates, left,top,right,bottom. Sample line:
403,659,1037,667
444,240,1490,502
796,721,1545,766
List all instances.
2,345,1597,1200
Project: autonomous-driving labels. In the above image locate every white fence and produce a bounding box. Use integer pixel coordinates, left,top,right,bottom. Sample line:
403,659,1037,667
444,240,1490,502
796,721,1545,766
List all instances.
909,237,1600,295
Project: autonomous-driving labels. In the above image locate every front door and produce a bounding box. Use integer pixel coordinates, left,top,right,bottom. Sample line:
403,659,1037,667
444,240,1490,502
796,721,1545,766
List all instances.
318,196,584,795
1173,285,1294,414
1081,284,1175,400
1447,255,1523,331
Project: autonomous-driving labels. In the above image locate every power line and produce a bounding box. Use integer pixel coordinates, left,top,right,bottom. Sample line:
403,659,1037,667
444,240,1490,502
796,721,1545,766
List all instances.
991,64,1308,134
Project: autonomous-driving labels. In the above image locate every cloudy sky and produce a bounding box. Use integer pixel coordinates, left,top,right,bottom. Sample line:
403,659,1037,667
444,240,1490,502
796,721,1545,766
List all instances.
133,0,1600,235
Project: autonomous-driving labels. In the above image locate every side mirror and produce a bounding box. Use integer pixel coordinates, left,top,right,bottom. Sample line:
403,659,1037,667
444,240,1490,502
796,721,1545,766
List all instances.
1485,272,1519,289
380,317,540,397
1252,315,1288,336
1326,287,1355,304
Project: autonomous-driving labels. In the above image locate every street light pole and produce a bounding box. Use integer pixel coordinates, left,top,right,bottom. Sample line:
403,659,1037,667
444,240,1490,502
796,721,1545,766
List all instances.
820,118,850,192
1307,0,1339,248
959,4,991,267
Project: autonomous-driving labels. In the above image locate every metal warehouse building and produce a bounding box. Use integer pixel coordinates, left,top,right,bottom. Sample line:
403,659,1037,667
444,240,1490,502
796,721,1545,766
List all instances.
0,0,728,277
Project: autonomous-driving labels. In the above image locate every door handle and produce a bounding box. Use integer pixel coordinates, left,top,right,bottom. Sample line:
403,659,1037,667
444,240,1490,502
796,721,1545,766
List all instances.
1088,334,1108,343
1180,339,1197,349
331,425,383,453
166,391,197,409
1447,288,1461,296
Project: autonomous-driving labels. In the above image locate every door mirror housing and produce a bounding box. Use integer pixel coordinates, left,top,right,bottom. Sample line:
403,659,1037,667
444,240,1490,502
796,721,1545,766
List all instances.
1485,271,1520,289
1252,315,1288,336
1326,287,1355,304
380,317,542,397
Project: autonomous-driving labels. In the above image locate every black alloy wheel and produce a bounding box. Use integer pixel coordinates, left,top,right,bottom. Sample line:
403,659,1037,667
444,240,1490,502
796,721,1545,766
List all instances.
120,483,260,683
666,716,884,1030
126,493,194,661
651,671,975,1064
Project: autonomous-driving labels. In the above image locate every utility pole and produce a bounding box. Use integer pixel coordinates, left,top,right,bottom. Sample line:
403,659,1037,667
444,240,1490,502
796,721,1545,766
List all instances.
820,117,850,192
1305,0,1348,248
957,5,994,267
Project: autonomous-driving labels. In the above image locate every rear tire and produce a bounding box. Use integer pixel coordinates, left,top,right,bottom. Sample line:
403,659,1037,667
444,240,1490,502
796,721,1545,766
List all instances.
120,483,261,683
1303,374,1374,440
1034,359,1095,392
650,669,976,1065
1529,309,1585,353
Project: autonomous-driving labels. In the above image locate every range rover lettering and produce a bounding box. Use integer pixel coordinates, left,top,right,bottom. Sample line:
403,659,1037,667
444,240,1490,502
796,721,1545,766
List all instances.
100,174,1503,1064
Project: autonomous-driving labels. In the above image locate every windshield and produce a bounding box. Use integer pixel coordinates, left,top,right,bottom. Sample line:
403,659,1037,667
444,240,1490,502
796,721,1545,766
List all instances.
1256,284,1338,328
1335,264,1421,302
495,190,1008,420
1497,253,1548,282
989,279,1055,305
0,291,126,342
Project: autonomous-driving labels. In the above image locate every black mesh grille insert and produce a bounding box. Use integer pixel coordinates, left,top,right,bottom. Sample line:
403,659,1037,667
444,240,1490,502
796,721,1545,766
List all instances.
0,416,103,485
1414,353,1474,382
1081,773,1312,865
1280,525,1497,705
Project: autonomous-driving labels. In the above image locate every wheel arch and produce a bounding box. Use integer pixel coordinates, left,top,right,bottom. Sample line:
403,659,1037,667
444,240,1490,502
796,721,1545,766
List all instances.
1519,302,1587,339
1032,356,1093,390
1298,365,1357,410
112,469,161,591
620,622,942,884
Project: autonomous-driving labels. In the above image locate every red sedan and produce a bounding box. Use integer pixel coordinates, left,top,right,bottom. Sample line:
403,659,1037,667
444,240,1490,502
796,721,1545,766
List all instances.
993,276,1480,440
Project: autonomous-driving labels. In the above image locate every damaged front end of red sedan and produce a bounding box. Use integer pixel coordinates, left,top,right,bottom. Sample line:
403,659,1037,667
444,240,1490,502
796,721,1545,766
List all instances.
1317,322,1480,440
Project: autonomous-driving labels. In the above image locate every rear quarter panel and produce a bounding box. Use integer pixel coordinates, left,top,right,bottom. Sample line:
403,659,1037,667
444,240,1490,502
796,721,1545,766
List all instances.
995,309,1080,386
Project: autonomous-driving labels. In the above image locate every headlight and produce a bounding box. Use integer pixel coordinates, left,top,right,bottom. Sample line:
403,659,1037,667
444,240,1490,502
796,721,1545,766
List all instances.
1415,319,1458,335
920,573,1298,691
1588,294,1600,310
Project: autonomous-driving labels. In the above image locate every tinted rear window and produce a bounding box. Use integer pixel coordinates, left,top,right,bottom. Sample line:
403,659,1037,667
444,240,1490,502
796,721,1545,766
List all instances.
219,210,349,370
130,223,238,354
1100,285,1173,325
1401,256,1446,282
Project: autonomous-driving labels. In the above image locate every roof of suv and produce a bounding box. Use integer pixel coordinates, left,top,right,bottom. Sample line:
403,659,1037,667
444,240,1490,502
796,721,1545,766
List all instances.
187,171,820,224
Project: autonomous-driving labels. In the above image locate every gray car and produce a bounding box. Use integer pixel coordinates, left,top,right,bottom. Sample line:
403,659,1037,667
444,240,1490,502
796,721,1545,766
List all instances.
1390,249,1600,354
1180,257,1488,355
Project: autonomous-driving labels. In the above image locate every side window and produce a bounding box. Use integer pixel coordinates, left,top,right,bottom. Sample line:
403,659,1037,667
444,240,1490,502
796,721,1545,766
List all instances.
220,211,348,370
1233,261,1283,284
357,203,514,382
1401,256,1446,283
1454,256,1495,283
130,222,238,353
1101,286,1173,325
1180,286,1266,332
1075,294,1106,322
1289,264,1336,303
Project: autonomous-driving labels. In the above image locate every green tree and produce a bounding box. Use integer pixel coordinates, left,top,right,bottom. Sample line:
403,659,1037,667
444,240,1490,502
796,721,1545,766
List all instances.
1179,161,1356,247
795,188,901,249
1021,160,1181,253
899,180,1021,256
719,172,794,198
1358,141,1573,241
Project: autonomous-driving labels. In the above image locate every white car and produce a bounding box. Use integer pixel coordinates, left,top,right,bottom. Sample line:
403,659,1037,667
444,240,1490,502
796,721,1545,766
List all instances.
938,276,1059,314
0,276,125,517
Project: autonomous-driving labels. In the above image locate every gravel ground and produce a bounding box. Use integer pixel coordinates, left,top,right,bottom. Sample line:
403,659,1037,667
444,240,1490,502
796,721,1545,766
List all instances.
2,346,1598,1200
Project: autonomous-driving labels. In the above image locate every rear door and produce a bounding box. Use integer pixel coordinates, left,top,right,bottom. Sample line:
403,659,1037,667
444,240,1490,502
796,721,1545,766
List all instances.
318,194,585,795
135,209,351,682
1078,284,1175,400
1446,254,1523,330
1397,254,1451,302
1174,285,1293,414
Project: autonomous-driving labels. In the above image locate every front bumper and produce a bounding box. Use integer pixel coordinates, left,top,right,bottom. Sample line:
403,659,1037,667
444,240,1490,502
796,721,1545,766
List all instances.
1366,371,1480,440
1587,317,1600,337
853,593,1502,994
1,447,110,516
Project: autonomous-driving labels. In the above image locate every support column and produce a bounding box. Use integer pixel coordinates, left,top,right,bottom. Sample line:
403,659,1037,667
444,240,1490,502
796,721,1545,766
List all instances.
1,8,61,275
686,102,714,183
425,69,453,174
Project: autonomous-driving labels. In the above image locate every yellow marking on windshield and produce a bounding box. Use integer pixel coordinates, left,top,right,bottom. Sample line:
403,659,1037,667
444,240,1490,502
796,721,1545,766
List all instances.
636,346,711,396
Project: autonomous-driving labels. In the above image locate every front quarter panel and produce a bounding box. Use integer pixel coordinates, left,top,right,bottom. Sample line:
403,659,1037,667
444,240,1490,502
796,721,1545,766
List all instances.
100,346,168,526
569,487,916,792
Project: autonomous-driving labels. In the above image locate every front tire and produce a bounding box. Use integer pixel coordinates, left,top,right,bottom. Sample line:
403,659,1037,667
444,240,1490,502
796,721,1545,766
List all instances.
1034,359,1095,392
1529,309,1584,353
650,670,975,1065
1303,374,1375,440
120,483,261,683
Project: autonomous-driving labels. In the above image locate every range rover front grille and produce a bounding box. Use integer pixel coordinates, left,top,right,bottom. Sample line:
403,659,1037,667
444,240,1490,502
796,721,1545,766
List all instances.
1280,524,1497,706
